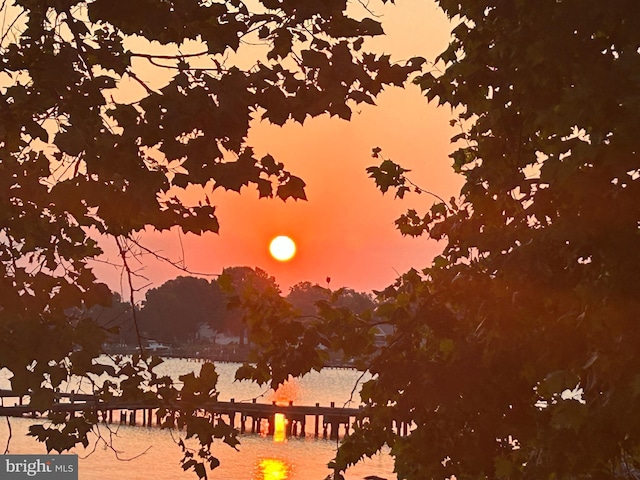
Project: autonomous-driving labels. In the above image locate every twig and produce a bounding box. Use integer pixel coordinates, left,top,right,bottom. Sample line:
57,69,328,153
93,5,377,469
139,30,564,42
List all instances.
75,425,102,460
116,236,146,358
129,50,210,60
89,256,126,269
356,0,382,18
93,422,153,461
64,8,93,81
0,8,25,48
344,370,368,408
125,70,155,96
177,229,186,270
378,152,449,207
238,388,271,404
145,57,227,73
113,444,153,461
3,416,11,454
0,0,8,45
126,235,220,277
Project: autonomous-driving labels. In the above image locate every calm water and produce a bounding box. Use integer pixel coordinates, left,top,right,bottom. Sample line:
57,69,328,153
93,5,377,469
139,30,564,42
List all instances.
0,358,395,480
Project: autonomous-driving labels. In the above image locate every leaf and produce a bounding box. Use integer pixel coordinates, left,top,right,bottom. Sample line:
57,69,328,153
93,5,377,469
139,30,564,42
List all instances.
366,160,410,195
24,121,48,142
494,455,514,479
538,370,579,398
267,28,293,60
260,154,280,175
234,363,256,382
550,401,588,431
93,75,117,89
194,463,206,479
276,175,307,201
256,178,273,198
301,49,329,68
348,90,376,105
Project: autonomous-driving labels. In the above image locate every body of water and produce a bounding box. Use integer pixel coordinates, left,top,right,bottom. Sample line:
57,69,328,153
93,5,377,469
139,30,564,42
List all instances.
0,358,395,480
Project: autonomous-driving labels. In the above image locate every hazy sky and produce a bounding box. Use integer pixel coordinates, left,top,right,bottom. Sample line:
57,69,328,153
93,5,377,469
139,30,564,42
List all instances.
93,0,464,296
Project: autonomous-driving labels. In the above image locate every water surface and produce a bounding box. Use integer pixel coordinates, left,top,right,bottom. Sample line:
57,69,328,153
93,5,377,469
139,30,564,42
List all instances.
0,359,395,480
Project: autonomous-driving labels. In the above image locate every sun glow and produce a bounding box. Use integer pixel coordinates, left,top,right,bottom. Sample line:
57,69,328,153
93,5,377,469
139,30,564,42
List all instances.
269,236,296,262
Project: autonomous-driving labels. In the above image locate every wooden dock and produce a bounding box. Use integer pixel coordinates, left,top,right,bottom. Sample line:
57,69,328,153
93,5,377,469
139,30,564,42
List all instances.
0,390,403,440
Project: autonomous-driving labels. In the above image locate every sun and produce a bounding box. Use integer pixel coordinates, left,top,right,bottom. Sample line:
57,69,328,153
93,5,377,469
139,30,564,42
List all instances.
269,236,296,262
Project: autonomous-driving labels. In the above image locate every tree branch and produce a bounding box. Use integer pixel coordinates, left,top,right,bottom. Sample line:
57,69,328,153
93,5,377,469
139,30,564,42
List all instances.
376,151,450,208
129,50,209,60
126,234,220,278
0,8,26,48
63,8,94,81
115,236,145,358
3,416,11,454
125,70,154,96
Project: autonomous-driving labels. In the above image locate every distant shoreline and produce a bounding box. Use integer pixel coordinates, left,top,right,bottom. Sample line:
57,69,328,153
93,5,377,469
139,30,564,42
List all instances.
102,343,358,369
103,343,252,363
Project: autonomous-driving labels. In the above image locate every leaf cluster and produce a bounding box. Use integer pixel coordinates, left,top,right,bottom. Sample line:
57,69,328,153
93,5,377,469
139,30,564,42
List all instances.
339,1,640,479
0,0,425,474
218,272,380,388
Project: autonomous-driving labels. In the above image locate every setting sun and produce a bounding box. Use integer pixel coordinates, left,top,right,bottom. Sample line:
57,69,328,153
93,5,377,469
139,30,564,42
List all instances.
269,236,296,262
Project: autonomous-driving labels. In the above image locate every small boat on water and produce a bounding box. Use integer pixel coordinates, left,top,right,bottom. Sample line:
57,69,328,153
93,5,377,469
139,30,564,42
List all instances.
136,341,172,355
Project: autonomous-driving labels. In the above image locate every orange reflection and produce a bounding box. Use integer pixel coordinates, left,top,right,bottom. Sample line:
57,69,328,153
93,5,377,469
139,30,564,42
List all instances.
255,458,290,480
273,413,287,443
270,379,300,405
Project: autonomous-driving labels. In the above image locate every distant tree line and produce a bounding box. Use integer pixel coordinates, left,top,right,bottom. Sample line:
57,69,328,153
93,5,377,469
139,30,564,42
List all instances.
93,267,375,346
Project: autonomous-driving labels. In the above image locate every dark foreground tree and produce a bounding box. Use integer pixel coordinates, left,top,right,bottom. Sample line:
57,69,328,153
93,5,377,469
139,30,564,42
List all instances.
346,1,640,479
227,1,640,479
0,0,423,476
87,292,137,345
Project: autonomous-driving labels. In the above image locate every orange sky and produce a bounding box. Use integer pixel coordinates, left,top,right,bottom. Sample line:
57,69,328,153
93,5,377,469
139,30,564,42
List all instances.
93,0,464,296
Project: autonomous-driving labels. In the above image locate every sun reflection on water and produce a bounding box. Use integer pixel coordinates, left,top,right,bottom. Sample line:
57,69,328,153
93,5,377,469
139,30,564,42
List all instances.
254,458,290,480
273,413,287,443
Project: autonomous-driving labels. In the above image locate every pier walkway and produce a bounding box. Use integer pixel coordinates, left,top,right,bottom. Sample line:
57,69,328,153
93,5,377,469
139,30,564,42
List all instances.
0,390,414,439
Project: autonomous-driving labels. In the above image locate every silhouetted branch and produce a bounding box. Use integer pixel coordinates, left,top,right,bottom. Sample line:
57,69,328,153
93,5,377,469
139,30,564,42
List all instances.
0,8,26,47
3,416,11,454
356,0,382,18
125,70,154,96
345,370,368,408
116,236,146,358
126,235,220,278
376,150,449,207
129,50,209,60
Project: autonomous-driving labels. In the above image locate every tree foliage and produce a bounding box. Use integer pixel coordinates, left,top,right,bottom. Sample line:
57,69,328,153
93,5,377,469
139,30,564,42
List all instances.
217,266,281,345
224,278,378,385
287,281,374,316
0,0,424,477
140,276,226,343
88,292,136,344
339,1,640,479
287,280,331,316
224,279,379,388
224,1,640,479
